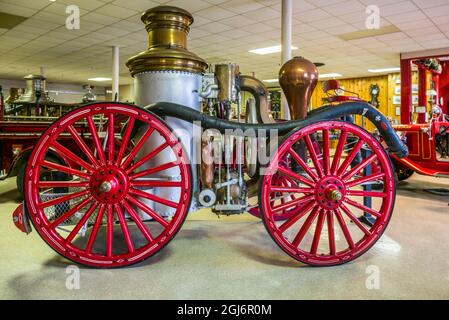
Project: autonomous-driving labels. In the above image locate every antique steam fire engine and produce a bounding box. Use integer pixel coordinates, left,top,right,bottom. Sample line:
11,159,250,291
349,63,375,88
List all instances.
13,6,407,267
0,74,82,197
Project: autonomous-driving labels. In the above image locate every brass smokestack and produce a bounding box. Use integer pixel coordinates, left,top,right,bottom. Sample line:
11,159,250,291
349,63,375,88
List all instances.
126,6,207,76
278,56,318,120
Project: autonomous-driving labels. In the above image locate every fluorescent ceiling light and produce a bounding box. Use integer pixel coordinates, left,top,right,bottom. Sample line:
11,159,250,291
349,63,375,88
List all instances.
263,79,279,83
368,67,400,73
249,45,298,55
319,73,342,79
88,77,112,81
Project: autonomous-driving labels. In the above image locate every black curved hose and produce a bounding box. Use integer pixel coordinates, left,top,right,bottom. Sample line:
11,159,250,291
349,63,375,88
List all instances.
146,101,408,158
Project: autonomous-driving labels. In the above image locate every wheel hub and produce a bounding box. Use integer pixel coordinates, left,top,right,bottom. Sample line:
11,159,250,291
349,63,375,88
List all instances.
90,166,129,204
315,176,346,210
99,181,112,193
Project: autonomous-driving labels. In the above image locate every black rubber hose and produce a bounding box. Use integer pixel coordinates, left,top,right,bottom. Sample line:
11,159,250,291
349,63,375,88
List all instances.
146,101,408,158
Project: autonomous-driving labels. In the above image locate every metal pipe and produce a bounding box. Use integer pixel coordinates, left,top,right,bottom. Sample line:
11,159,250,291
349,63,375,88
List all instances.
418,66,427,124
146,101,409,158
239,75,273,123
281,0,292,120
400,57,413,124
112,46,119,101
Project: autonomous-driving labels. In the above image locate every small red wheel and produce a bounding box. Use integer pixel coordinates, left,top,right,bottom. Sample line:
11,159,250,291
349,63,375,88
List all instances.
25,102,192,267
260,120,395,266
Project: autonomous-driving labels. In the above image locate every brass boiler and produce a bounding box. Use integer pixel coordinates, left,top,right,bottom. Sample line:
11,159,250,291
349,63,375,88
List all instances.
279,56,318,120
15,74,48,103
126,6,207,214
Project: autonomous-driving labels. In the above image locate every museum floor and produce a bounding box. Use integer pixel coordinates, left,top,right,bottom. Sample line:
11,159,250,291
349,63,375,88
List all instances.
1,173,449,300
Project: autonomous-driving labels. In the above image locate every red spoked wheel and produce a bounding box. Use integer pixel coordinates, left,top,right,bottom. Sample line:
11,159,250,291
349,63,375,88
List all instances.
25,102,192,268
260,120,395,266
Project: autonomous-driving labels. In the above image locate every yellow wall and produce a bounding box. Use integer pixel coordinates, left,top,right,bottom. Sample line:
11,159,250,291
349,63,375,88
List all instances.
311,74,395,132
308,72,420,132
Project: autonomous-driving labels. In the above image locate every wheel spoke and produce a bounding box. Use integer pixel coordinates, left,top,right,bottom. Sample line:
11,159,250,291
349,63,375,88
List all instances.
67,125,100,168
344,198,382,218
129,161,179,180
347,172,385,188
40,189,90,209
304,134,324,178
38,181,89,188
269,186,314,193
121,199,154,242
346,190,386,197
126,194,171,227
87,115,106,165
289,147,319,182
331,130,348,175
335,208,355,249
42,160,90,180
310,209,326,255
272,194,315,214
131,180,182,188
322,129,330,175
342,153,377,181
114,203,134,253
50,141,95,172
340,203,372,236
327,211,336,255
337,139,364,177
122,127,155,169
107,113,115,165
115,117,135,166
291,205,320,248
106,204,114,257
86,204,106,255
280,177,297,201
126,142,169,173
283,175,300,187
66,202,99,243
277,166,315,187
49,196,93,228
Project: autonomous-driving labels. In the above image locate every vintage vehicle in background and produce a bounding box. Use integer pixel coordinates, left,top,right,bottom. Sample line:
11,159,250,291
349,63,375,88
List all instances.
389,51,449,181
0,75,96,197
12,6,408,268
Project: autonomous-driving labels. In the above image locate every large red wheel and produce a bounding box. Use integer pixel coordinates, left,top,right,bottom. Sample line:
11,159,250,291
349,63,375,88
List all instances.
260,121,395,266
25,102,192,267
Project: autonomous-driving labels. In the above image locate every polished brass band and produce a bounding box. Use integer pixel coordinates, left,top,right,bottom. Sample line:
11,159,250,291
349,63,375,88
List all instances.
126,6,207,75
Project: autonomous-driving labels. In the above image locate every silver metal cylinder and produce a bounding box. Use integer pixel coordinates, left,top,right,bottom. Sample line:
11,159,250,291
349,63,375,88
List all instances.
134,70,202,216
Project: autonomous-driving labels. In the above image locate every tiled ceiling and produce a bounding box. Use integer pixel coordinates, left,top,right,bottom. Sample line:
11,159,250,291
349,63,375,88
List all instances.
0,0,449,86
